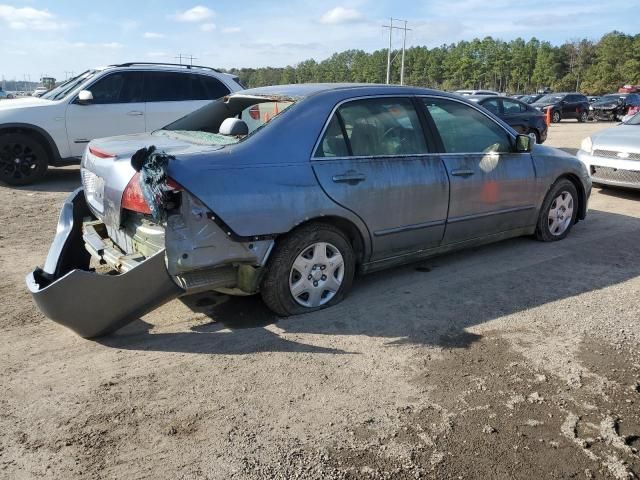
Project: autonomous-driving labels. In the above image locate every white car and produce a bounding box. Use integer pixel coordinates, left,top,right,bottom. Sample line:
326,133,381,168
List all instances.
454,89,500,96
577,114,640,189
32,87,49,97
0,62,243,185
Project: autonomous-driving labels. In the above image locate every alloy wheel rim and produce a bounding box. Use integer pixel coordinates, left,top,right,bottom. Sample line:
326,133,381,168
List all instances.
0,142,39,180
289,242,344,308
547,191,574,236
528,132,537,143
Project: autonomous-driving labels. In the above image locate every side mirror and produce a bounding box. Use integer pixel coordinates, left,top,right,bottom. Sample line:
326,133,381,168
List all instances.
77,90,94,105
515,134,532,153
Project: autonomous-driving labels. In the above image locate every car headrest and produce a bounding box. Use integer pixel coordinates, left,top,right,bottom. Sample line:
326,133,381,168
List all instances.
219,118,249,136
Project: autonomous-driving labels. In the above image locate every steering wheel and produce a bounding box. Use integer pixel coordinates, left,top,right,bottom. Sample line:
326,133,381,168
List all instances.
381,126,414,152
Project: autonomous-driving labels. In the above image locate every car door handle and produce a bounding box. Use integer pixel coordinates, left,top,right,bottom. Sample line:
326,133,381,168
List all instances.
332,172,366,184
127,111,144,116
451,169,475,177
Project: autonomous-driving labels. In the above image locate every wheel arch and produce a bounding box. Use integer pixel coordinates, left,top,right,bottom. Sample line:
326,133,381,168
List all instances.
0,123,61,165
284,216,370,266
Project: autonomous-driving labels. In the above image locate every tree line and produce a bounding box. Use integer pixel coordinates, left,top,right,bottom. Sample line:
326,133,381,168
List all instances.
226,31,640,95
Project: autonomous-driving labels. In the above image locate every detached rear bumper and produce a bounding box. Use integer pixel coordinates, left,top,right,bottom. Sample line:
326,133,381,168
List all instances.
26,188,183,338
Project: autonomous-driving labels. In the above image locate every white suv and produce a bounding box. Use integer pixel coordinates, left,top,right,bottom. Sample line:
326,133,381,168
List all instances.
0,62,243,185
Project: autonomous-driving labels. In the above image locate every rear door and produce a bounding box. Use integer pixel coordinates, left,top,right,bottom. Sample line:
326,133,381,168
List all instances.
143,72,230,131
501,98,529,134
312,97,449,260
562,95,579,119
65,71,145,157
421,96,538,244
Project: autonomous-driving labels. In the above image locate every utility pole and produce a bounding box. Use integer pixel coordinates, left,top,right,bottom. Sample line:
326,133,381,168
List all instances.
400,20,407,85
382,19,411,85
385,18,392,84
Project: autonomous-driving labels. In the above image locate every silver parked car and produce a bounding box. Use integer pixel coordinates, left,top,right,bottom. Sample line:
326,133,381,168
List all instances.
27,84,591,337
577,113,640,189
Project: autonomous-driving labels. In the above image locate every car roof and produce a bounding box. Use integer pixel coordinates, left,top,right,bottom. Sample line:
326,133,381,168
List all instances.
101,62,237,79
233,83,459,100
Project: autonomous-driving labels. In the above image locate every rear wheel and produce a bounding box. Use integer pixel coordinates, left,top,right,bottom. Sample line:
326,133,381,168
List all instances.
578,110,588,123
535,179,578,242
0,133,48,185
528,129,540,144
260,223,356,316
552,110,561,123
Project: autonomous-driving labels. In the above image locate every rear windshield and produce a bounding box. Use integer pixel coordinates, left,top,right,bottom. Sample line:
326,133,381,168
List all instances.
536,94,564,104
160,97,296,146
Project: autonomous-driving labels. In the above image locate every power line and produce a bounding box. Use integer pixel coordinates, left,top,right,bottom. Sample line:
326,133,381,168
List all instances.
175,53,198,66
382,18,412,85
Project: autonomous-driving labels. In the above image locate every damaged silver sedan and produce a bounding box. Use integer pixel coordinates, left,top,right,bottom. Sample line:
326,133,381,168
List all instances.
27,84,591,337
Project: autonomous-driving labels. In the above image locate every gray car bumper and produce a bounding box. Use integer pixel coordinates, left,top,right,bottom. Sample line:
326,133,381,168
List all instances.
26,188,183,338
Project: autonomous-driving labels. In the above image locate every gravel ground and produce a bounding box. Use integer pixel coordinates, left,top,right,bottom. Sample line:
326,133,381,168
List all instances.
1,121,638,479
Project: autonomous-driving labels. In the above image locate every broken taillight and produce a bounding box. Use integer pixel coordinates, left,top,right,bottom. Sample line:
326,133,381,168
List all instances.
89,146,115,159
121,172,151,214
121,174,183,215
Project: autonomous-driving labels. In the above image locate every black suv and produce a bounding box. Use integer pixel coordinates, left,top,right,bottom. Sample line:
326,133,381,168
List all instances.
530,93,590,123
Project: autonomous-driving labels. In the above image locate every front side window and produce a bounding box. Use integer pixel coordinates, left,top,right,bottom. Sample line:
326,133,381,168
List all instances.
423,98,512,154
482,99,500,115
87,72,143,104
316,98,427,157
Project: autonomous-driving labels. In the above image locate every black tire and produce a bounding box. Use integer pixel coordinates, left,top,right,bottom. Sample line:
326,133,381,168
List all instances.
0,133,48,186
578,110,588,123
535,178,579,242
552,110,561,123
260,223,356,316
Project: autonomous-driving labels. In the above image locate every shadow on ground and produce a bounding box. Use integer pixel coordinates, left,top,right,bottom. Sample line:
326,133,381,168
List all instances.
98,208,640,355
11,166,80,193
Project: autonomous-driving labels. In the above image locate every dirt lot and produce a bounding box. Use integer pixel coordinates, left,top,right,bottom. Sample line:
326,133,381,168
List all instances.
1,121,639,479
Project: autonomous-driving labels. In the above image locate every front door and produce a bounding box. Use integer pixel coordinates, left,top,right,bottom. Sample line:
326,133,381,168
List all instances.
421,96,538,244
65,71,145,157
312,97,449,261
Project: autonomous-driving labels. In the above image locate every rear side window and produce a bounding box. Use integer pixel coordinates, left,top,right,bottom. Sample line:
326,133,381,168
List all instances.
423,98,512,154
145,72,191,102
315,115,349,157
316,98,428,157
198,75,230,99
87,72,143,104
502,99,525,114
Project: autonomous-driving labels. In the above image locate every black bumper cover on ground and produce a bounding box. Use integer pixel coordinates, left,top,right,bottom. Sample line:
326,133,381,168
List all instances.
26,188,183,338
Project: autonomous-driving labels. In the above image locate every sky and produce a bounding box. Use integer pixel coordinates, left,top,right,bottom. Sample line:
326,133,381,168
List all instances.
0,0,638,82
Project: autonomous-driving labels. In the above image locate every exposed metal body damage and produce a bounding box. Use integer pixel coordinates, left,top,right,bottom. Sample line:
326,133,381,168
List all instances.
26,189,182,338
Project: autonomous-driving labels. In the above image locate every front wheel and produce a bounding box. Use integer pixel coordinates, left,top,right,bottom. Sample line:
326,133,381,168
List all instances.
578,110,588,123
535,179,578,242
552,110,561,123
0,133,48,186
260,223,356,316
